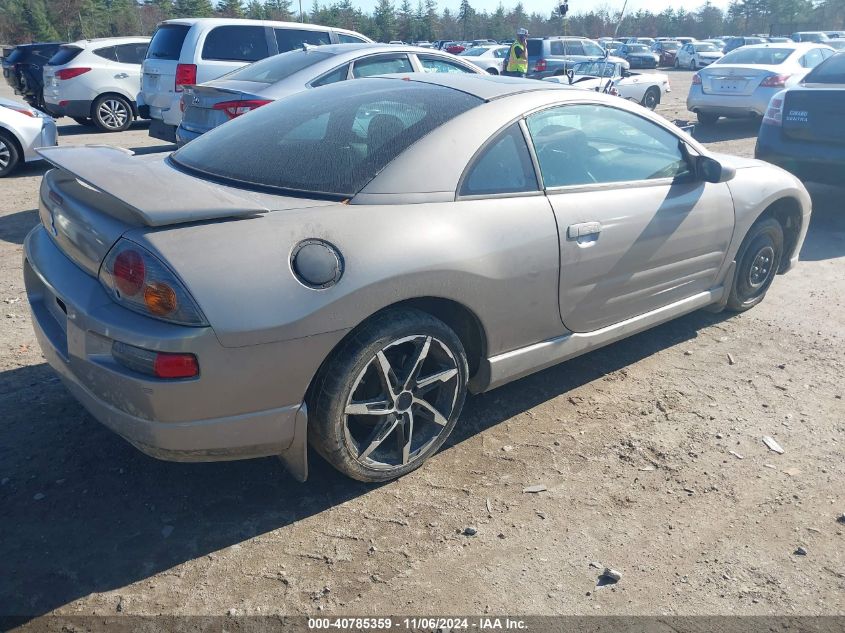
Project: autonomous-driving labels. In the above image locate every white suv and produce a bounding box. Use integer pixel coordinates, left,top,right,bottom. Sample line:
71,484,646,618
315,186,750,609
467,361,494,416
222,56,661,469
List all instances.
43,37,150,132
140,18,372,143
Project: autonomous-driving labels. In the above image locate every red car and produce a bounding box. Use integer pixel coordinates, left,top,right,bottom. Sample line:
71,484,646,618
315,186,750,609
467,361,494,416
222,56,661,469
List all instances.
653,40,680,67
445,42,466,54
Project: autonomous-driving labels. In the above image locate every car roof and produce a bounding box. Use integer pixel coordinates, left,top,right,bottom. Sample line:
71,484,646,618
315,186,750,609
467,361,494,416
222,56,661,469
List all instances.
66,37,150,48
160,17,339,32
374,72,575,101
736,42,826,50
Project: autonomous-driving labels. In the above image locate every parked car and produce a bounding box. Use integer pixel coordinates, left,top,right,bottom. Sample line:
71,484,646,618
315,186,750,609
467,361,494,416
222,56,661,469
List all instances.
826,39,845,50
676,41,724,69
616,43,658,69
544,59,671,109
2,42,63,109
687,42,835,125
42,37,150,132
791,31,830,43
26,74,810,482
0,97,57,176
140,18,372,142
625,37,655,47
652,40,680,66
756,51,845,185
526,36,610,77
723,36,767,54
177,44,485,145
675,37,695,45
703,38,726,50
444,42,466,54
767,37,792,43
603,40,625,54
458,44,508,74
823,31,845,39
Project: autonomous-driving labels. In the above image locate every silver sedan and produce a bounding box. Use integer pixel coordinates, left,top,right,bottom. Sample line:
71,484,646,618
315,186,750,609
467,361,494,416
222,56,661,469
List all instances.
0,98,57,176
176,43,485,146
26,74,810,482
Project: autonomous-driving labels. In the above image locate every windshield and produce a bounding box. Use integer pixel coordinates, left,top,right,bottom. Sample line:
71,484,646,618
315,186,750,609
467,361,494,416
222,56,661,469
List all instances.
628,45,649,53
662,42,680,50
694,43,719,52
717,47,792,65
171,80,481,198
460,47,488,56
147,24,190,60
804,52,845,82
574,61,617,77
220,49,332,83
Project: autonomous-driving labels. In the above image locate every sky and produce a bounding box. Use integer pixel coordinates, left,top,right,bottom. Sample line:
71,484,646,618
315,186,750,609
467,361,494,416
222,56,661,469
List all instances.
353,0,732,15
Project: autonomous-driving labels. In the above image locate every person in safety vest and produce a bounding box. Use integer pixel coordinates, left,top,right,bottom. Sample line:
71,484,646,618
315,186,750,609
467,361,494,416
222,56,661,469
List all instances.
505,28,529,77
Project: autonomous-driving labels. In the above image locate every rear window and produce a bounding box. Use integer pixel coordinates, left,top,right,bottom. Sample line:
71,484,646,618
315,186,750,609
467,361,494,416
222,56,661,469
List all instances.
527,40,542,56
93,46,118,61
275,28,331,53
222,49,332,83
804,52,845,83
5,48,24,63
47,46,83,66
203,25,269,61
171,80,481,197
460,47,488,56
717,47,793,65
147,24,190,60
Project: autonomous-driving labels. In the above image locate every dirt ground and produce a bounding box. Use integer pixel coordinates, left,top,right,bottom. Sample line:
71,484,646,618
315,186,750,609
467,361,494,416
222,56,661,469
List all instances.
0,71,843,624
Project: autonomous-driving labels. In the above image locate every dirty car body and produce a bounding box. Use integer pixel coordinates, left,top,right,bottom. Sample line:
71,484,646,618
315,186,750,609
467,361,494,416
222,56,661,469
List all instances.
24,74,811,482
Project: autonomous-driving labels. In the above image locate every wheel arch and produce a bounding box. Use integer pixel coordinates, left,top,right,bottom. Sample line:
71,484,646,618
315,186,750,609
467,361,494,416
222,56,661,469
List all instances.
91,91,138,117
754,196,803,273
0,124,25,159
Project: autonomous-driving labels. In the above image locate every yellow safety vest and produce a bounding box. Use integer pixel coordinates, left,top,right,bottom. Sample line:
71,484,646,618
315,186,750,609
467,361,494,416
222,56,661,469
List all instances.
507,41,528,73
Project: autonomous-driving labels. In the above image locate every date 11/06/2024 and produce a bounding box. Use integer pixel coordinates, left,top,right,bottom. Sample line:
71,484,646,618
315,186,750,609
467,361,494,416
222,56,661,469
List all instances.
307,617,528,630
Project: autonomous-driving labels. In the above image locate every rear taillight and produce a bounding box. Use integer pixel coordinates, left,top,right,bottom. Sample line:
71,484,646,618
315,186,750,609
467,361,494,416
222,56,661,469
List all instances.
762,96,784,127
534,58,547,72
175,63,197,92
112,341,199,379
692,73,702,85
55,67,91,80
100,239,207,326
212,99,272,120
760,73,791,88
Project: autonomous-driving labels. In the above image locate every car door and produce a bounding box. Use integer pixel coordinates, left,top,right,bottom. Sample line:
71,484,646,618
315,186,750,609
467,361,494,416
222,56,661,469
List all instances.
113,43,148,99
524,102,735,333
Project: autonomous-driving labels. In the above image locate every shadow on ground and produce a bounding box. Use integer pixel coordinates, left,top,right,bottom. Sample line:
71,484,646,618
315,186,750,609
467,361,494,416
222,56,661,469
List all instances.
800,184,845,262
0,308,729,620
55,120,150,137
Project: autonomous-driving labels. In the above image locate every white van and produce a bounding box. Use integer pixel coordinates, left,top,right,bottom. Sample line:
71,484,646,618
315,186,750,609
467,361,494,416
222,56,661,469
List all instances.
140,18,371,142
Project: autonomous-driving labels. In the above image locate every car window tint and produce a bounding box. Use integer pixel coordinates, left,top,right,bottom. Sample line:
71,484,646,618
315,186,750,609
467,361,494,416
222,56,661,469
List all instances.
147,24,189,60
460,123,538,196
805,52,845,82
171,81,481,197
338,33,367,44
275,28,331,53
800,47,824,68
583,41,603,56
93,46,118,61
203,25,269,62
312,63,349,86
718,47,792,65
495,48,508,58
526,104,691,188
225,49,332,83
460,47,487,56
352,55,412,77
418,56,474,73
115,43,148,64
47,46,83,66
527,40,542,56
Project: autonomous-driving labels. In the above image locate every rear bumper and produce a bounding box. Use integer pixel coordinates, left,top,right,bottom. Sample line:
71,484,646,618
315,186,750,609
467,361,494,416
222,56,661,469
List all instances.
687,85,774,117
175,124,203,147
43,98,91,119
22,226,319,478
755,124,845,186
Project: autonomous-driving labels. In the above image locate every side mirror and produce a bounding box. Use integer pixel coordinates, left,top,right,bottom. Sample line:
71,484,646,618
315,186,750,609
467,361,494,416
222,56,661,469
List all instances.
698,155,736,183
566,69,574,84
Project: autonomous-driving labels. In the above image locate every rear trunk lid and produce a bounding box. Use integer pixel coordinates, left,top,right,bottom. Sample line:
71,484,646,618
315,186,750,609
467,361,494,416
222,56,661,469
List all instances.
37,145,337,277
782,85,845,144
700,64,776,96
179,82,268,133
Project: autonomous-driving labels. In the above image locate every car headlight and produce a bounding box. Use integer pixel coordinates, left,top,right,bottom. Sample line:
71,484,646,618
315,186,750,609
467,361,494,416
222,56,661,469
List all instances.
100,239,208,326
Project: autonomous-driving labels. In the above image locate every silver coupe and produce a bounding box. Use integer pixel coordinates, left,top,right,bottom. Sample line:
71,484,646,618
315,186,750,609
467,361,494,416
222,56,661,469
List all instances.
25,74,811,482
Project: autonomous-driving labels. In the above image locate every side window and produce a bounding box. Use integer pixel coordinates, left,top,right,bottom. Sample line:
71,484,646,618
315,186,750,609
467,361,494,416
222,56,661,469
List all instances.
494,48,508,58
312,64,349,86
202,25,269,62
115,43,148,64
582,41,603,56
801,48,823,68
526,104,691,188
275,28,331,53
460,123,538,197
550,40,564,55
338,33,367,44
93,46,117,61
352,55,413,78
566,41,585,56
418,56,474,73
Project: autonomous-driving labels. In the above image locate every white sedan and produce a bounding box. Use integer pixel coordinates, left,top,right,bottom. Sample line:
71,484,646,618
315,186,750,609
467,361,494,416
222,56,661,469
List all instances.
458,44,509,74
0,98,58,176
543,60,671,110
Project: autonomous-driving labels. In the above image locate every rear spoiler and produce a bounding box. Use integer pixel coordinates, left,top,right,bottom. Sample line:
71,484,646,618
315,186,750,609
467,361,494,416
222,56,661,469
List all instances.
36,145,271,227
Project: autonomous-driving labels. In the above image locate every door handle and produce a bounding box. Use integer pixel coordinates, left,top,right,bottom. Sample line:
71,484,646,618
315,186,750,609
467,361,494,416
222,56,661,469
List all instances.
567,222,602,239
114,73,129,79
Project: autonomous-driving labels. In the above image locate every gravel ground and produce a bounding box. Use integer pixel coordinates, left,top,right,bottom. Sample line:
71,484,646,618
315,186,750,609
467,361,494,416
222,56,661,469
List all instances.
0,71,843,622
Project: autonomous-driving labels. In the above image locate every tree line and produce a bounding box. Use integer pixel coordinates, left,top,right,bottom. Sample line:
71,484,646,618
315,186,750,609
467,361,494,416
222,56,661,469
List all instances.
1,0,842,47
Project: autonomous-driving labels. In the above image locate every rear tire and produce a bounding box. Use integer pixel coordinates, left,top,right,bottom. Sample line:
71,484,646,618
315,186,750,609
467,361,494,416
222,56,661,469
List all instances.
697,111,719,125
92,94,133,132
0,131,21,177
309,308,469,482
726,218,784,312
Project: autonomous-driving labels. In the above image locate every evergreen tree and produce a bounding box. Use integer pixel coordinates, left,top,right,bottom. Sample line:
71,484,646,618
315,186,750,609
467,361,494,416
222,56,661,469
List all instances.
396,0,412,42
245,0,264,18
216,0,244,18
265,0,294,20
373,0,395,42
458,0,473,39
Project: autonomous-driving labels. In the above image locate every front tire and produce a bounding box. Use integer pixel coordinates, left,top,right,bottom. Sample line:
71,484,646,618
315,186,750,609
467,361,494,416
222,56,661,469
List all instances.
727,218,784,312
689,57,697,70
697,111,719,125
0,131,21,177
92,94,133,132
642,86,660,110
309,308,469,482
